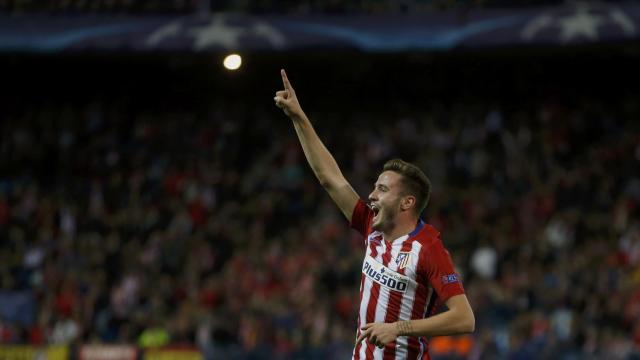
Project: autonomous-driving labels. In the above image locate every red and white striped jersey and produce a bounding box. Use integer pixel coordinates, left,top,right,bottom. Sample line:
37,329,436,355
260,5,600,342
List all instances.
350,199,465,360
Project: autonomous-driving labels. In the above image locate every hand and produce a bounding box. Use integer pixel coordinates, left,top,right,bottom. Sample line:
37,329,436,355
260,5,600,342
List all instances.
274,69,304,120
355,322,399,349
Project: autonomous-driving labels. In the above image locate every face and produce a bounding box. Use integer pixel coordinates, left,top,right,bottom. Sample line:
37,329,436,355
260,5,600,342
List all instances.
368,171,406,232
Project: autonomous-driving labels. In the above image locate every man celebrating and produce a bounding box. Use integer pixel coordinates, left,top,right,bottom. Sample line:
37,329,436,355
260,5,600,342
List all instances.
274,69,475,360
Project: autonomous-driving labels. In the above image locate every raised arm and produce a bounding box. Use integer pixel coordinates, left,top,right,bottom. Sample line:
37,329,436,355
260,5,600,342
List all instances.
274,69,359,221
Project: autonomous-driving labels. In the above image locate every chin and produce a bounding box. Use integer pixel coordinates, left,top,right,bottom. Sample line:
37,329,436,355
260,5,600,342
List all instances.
371,219,383,232
371,221,380,231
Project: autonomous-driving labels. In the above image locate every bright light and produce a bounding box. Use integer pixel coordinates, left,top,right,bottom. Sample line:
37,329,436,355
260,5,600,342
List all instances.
223,54,242,70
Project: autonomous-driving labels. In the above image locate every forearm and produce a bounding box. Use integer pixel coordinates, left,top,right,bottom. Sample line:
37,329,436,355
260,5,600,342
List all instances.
396,308,475,337
291,113,346,188
275,70,359,220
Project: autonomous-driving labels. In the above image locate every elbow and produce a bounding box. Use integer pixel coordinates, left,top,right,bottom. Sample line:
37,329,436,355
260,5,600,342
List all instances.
317,175,331,188
461,312,475,334
314,170,331,188
464,318,475,334
318,174,342,190
446,295,475,334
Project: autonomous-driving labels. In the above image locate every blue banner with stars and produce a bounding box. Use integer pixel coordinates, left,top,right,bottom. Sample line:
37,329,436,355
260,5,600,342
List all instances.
0,2,638,53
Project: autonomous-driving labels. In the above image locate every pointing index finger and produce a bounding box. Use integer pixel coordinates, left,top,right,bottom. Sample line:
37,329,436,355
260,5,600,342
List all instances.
281,69,293,91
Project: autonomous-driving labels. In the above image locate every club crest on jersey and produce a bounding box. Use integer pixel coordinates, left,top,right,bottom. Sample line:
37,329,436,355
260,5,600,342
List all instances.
395,252,411,269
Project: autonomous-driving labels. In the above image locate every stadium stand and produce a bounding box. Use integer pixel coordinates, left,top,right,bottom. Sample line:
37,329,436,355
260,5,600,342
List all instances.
1,54,638,358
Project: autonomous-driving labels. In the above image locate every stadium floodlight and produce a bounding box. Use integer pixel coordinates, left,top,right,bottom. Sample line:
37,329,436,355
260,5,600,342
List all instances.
223,54,242,70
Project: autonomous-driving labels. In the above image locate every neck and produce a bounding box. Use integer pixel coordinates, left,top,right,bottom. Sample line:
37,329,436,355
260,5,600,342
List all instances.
382,216,421,241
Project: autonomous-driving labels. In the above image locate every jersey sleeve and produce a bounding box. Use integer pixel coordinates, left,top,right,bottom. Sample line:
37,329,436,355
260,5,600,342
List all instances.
349,198,373,239
422,242,465,303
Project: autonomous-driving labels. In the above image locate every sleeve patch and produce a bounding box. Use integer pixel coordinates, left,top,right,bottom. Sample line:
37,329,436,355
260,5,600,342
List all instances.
441,274,459,284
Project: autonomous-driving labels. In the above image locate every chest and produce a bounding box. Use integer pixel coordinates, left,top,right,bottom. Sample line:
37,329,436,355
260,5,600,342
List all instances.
365,233,420,282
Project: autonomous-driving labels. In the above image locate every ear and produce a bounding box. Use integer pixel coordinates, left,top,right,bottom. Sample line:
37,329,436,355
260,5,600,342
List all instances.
401,196,416,211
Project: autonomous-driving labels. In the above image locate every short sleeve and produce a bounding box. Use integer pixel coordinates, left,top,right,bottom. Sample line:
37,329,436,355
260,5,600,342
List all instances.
349,198,373,238
423,243,465,303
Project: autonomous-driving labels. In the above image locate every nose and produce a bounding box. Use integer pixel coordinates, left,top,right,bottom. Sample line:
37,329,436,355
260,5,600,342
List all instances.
368,189,377,202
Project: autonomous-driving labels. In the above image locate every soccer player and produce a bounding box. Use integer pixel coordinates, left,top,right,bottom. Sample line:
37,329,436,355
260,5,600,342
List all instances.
274,69,475,360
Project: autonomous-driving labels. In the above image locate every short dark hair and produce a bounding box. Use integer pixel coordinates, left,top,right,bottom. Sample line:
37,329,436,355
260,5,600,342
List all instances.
383,159,431,215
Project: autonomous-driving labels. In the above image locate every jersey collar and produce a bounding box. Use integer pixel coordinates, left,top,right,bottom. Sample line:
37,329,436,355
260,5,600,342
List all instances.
389,219,425,244
409,219,425,237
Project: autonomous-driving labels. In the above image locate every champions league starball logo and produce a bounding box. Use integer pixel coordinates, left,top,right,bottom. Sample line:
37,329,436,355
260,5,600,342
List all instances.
145,14,286,50
521,2,636,43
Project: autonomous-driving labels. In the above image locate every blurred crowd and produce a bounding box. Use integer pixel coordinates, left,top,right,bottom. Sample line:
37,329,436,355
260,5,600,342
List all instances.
0,0,596,14
1,90,639,360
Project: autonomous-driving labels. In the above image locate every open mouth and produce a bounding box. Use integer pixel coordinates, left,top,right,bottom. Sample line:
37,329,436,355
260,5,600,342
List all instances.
370,203,380,221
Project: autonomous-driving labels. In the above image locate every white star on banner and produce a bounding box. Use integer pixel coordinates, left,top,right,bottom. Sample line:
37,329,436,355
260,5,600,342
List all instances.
558,7,604,42
521,3,636,43
189,16,246,50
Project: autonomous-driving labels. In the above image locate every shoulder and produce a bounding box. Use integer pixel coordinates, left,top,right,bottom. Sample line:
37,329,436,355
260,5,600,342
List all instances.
415,223,454,268
414,223,442,249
